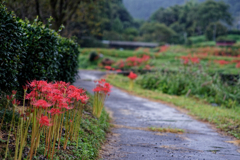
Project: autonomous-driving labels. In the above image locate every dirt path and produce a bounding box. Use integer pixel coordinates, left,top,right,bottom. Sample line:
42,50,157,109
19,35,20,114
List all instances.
74,70,240,160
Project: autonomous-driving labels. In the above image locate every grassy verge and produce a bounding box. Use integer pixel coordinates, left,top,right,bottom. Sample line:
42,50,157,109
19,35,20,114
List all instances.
106,74,240,139
0,93,110,160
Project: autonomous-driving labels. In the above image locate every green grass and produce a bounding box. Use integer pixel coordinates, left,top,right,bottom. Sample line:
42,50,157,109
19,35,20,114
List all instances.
148,127,184,134
79,47,240,74
106,74,240,139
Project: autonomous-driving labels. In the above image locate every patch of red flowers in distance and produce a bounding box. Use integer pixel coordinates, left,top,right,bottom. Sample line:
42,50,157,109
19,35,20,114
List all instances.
125,55,150,67
105,66,112,70
214,60,229,65
116,69,122,72
190,57,200,64
236,62,240,68
159,45,169,53
128,72,138,80
180,56,189,65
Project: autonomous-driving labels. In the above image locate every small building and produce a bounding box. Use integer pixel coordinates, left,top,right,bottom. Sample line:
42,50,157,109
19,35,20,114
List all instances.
102,40,159,49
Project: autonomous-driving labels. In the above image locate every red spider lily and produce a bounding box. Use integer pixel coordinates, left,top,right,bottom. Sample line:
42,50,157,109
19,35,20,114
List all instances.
159,45,169,52
116,69,122,72
39,115,52,127
68,85,78,91
105,66,112,70
32,99,52,109
12,99,20,106
93,86,101,92
111,68,115,71
26,90,39,99
79,95,89,104
12,90,17,95
141,55,150,61
128,72,138,80
48,108,62,115
214,60,229,65
119,61,125,68
180,56,189,65
93,80,111,94
236,62,240,68
145,65,151,70
22,85,28,90
6,95,12,101
190,57,200,64
96,79,106,84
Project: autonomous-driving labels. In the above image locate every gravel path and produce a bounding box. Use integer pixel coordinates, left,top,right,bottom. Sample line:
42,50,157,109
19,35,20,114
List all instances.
74,70,240,160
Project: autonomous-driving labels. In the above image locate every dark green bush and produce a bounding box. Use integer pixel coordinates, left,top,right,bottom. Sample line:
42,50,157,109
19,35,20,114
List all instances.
56,37,79,83
228,30,240,35
0,4,80,95
0,4,25,93
17,18,60,87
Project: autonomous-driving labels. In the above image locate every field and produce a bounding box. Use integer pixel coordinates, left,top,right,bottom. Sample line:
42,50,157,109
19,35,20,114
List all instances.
79,45,240,75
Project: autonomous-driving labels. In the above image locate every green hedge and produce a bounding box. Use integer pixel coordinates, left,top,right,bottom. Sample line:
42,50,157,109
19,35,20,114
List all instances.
57,37,79,83
0,5,25,92
0,4,80,94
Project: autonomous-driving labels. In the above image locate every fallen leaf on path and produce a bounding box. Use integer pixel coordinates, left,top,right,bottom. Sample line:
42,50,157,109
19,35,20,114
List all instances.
226,140,240,146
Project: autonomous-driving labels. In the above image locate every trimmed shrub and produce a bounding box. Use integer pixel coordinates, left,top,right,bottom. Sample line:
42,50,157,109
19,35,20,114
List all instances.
56,37,79,83
0,4,25,92
0,4,80,95
17,19,60,87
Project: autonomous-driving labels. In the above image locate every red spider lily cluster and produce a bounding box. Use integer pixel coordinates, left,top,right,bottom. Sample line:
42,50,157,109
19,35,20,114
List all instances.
93,79,111,118
114,55,151,69
105,66,112,70
214,60,230,65
126,55,150,67
158,45,169,53
93,79,111,95
236,62,240,68
180,56,200,65
3,80,89,160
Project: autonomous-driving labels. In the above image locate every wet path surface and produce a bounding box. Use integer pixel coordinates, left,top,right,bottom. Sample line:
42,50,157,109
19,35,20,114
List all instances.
74,70,240,160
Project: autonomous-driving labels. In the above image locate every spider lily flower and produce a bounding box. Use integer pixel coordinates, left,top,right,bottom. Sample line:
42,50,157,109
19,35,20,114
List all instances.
105,66,112,70
48,108,62,115
39,115,52,127
32,99,52,109
12,90,17,95
128,72,138,80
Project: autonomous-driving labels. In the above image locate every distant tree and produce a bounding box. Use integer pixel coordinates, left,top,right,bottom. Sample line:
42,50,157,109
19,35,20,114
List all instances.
149,0,233,38
197,0,232,30
140,22,176,42
150,6,181,26
112,18,124,33
205,22,228,41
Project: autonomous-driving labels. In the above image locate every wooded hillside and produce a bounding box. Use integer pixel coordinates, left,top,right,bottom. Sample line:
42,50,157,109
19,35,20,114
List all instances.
123,0,239,20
